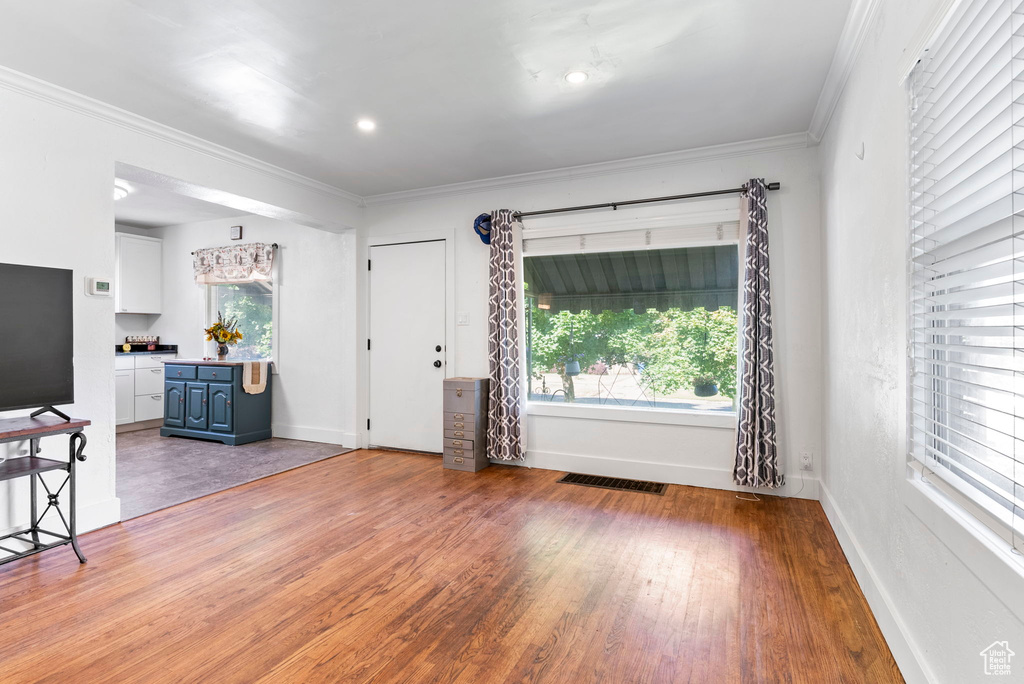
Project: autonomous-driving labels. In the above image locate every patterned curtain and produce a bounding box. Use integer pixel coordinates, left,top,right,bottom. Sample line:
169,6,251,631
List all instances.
194,242,275,285
733,179,783,488
487,209,526,461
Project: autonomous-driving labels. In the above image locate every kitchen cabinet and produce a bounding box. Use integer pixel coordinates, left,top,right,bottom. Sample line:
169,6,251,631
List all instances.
161,361,271,445
115,352,176,426
115,370,135,425
164,381,186,428
115,233,162,314
209,384,234,433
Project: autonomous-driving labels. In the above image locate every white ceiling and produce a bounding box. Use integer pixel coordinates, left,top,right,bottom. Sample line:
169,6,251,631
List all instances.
114,179,248,228
0,1,850,196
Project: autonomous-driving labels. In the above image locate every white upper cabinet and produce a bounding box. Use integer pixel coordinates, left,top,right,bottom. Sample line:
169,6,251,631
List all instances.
115,233,162,314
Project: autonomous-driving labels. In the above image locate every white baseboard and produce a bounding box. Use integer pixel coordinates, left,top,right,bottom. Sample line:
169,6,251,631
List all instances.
0,497,120,537
116,419,163,433
819,484,932,684
272,424,355,447
78,497,121,532
503,449,818,500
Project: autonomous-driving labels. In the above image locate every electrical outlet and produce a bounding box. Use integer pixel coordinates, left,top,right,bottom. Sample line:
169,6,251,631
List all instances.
799,451,813,471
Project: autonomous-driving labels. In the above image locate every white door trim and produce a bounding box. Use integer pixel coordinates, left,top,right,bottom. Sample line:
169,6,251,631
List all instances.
363,228,456,447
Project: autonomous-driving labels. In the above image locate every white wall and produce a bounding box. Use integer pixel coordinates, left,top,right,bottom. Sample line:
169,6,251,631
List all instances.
139,214,357,446
361,143,822,498
0,79,360,533
818,1,1024,682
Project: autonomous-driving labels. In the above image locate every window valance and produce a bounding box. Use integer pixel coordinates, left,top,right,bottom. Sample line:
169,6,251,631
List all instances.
193,242,274,285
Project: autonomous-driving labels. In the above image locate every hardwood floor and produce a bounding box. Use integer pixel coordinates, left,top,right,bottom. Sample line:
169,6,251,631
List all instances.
0,450,902,683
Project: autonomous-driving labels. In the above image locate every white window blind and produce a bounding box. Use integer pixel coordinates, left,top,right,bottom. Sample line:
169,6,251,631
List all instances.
909,0,1024,551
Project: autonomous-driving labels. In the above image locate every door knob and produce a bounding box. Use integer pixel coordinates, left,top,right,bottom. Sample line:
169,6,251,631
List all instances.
433,360,442,368
435,345,442,352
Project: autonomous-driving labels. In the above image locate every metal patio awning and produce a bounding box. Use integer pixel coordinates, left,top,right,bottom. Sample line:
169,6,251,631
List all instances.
524,246,738,314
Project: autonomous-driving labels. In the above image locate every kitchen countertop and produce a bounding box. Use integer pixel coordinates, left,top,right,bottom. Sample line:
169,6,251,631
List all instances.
115,344,178,356
116,350,178,356
163,358,273,367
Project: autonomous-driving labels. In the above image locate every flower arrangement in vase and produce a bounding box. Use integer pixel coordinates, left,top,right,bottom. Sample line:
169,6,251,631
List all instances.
205,312,243,360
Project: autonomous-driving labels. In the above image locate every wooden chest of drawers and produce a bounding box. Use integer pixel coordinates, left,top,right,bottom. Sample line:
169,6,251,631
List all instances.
442,377,489,471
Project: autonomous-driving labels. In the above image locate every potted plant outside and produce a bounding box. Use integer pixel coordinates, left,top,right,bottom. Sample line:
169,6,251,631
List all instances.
692,374,719,397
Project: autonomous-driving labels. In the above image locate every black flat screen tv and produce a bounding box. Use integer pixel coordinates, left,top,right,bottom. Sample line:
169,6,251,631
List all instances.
0,263,74,412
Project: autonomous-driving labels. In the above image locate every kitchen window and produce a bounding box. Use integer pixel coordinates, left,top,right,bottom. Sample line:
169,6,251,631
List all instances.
206,281,275,361
523,224,740,414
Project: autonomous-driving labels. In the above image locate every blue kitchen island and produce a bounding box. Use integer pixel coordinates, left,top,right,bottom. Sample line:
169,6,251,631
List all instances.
160,359,272,445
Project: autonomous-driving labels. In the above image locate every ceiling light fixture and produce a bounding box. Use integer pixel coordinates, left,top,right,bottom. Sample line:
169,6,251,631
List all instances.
113,183,130,201
564,71,589,84
357,118,376,132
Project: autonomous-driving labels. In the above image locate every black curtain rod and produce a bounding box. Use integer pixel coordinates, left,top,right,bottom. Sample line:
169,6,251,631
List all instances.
513,182,781,219
191,242,278,256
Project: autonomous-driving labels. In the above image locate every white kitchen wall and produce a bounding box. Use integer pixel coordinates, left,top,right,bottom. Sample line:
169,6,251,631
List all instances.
140,214,357,446
0,77,360,534
818,1,1024,682
361,142,822,498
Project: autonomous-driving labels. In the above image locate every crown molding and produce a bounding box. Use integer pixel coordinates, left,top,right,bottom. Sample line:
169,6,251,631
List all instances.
807,0,883,143
895,0,963,85
0,65,364,209
362,132,809,207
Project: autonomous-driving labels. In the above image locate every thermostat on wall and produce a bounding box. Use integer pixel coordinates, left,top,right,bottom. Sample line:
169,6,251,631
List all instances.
230,225,243,240
86,277,112,296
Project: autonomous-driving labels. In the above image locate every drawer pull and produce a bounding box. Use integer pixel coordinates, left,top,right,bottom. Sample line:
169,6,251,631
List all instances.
151,395,161,400
456,388,463,397
453,456,464,464
151,369,161,374
454,431,463,437
452,440,462,446
226,401,231,406
453,413,463,419
454,422,464,428
177,370,182,376
453,449,463,455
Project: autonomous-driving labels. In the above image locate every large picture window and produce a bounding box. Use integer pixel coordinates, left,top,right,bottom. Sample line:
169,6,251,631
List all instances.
524,241,739,413
908,0,1023,551
207,281,274,361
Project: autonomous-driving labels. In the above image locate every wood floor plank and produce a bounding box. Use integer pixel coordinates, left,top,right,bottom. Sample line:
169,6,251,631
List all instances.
0,449,903,683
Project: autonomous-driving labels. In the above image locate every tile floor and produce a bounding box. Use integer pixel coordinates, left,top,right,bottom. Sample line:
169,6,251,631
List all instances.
116,428,351,519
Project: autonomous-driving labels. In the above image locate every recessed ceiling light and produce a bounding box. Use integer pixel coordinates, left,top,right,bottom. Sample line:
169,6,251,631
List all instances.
113,183,130,201
564,71,589,84
357,118,376,132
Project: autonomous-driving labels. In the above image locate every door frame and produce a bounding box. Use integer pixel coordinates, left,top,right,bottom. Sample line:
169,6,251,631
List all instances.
364,228,456,448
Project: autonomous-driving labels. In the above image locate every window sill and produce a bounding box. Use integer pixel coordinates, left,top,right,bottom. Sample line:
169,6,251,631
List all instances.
526,401,737,429
903,464,1024,623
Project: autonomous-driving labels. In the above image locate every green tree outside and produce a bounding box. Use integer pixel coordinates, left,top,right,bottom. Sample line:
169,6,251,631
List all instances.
217,284,273,359
527,304,738,402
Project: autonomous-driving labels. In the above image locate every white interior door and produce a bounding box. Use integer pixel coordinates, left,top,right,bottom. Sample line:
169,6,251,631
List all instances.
369,240,447,452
